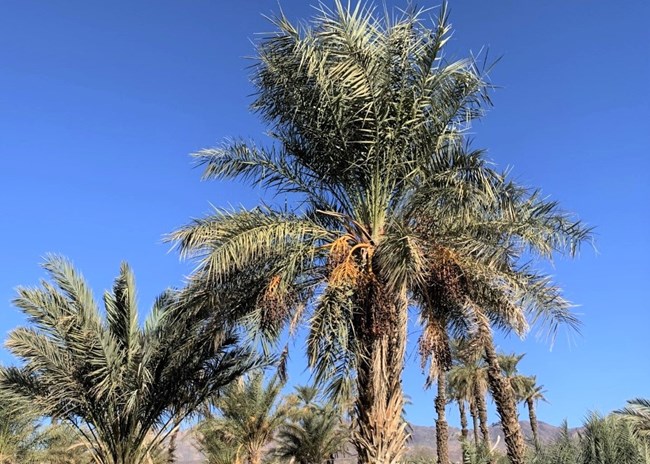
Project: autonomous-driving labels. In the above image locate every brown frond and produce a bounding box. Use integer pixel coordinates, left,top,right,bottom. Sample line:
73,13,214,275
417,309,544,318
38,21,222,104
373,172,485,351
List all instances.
327,236,353,271
329,260,362,287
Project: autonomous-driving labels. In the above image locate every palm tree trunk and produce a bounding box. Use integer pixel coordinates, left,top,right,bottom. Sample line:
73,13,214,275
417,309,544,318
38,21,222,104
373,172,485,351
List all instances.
527,397,540,452
471,403,480,447
459,400,468,441
479,322,526,464
249,448,262,464
353,291,408,464
474,388,490,450
435,370,449,464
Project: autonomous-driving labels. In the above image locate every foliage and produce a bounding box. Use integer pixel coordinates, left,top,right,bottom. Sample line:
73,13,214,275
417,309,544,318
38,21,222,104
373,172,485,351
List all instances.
273,385,350,464
528,421,580,464
0,390,41,463
170,2,590,462
0,256,261,464
400,446,436,463
196,427,240,464
199,371,290,464
460,441,505,464
579,413,646,464
617,398,650,440
530,414,650,464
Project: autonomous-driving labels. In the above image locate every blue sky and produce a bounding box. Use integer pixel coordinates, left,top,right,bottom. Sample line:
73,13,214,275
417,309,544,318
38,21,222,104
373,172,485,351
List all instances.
1,0,648,428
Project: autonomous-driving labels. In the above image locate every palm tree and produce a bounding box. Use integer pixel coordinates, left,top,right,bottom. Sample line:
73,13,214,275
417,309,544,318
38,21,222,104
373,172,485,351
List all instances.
520,376,547,452
529,420,579,464
36,423,96,464
170,2,590,463
580,413,646,464
274,385,349,464
447,349,490,452
196,429,240,464
0,256,260,464
200,371,290,464
617,399,650,440
0,390,41,463
446,382,469,442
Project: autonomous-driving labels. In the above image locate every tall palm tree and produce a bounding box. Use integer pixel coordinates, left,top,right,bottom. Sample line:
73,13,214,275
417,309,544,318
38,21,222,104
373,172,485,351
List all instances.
200,371,290,464
170,2,590,463
0,256,260,464
274,385,349,464
520,376,547,451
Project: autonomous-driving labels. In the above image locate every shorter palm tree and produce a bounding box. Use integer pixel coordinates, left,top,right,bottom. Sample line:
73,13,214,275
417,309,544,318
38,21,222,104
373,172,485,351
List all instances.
448,345,490,450
200,371,289,464
38,423,96,464
196,428,240,464
579,413,646,464
520,376,547,451
0,390,41,463
0,256,260,464
617,398,650,439
274,385,349,464
528,421,579,464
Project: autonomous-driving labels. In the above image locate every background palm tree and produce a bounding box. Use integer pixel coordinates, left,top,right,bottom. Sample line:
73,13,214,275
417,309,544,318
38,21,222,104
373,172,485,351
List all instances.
617,399,650,440
448,345,490,452
200,371,289,464
579,413,646,464
273,385,349,464
446,377,469,443
520,376,547,451
170,2,590,463
0,390,42,463
0,256,260,464
529,420,579,464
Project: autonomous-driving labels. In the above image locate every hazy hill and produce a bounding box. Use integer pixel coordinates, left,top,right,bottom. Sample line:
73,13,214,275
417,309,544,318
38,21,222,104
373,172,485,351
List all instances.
173,420,579,463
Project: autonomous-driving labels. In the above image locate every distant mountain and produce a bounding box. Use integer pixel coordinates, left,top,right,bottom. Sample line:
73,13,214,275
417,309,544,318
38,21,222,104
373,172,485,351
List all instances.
406,420,579,462
173,420,580,463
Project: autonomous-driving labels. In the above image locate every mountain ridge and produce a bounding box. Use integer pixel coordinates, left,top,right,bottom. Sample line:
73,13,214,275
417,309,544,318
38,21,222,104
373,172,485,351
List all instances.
173,420,579,463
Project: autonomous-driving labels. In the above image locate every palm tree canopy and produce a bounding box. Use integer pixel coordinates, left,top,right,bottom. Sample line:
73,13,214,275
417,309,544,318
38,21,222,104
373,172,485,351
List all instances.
274,384,350,464
171,0,590,400
0,256,261,464
199,371,291,464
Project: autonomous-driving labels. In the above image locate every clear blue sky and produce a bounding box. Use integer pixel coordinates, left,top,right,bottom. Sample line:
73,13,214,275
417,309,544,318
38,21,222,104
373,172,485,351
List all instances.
1,0,648,428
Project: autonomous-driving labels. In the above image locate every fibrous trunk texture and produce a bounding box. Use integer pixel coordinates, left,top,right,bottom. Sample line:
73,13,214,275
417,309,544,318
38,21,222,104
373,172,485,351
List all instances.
527,397,540,452
475,388,490,450
471,403,480,446
481,331,527,464
459,401,469,441
353,287,408,464
249,449,262,464
435,370,449,464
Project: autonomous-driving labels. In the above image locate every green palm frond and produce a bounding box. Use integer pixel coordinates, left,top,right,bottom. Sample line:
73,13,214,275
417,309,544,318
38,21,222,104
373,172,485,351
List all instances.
169,207,331,282
1,257,263,464
617,398,650,439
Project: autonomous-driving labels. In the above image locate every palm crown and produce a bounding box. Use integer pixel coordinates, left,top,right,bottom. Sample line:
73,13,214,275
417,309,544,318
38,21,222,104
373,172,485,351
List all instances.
170,2,590,462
